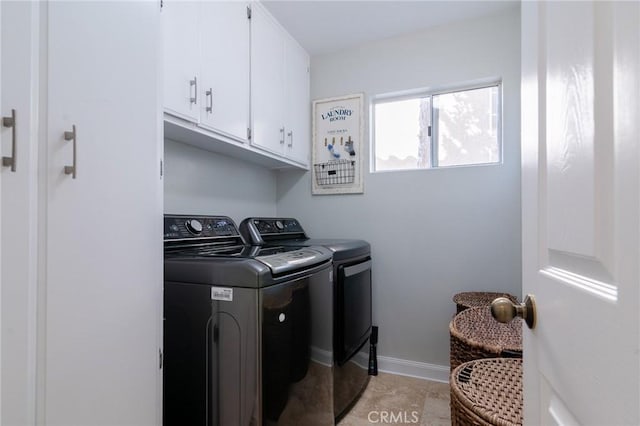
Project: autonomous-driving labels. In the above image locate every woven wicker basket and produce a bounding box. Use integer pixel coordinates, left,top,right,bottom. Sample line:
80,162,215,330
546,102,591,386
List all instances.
449,306,522,371
453,291,518,314
450,358,523,426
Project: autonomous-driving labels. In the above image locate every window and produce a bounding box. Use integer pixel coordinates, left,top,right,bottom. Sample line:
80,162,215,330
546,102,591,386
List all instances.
372,82,501,171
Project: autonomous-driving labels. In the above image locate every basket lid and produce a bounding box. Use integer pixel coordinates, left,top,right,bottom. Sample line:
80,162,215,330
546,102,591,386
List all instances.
451,306,522,352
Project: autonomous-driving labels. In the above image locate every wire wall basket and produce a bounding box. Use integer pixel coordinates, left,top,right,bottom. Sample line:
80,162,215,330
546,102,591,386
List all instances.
314,159,356,186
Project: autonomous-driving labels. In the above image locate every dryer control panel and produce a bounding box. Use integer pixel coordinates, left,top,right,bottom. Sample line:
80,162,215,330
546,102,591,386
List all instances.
253,218,304,234
239,217,307,244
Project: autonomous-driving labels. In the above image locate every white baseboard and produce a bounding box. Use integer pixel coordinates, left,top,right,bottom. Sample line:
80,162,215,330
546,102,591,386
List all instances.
311,346,333,367
316,348,450,384
376,355,450,383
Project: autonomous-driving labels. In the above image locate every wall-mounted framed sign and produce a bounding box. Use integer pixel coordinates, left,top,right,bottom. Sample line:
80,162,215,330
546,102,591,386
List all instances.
312,93,364,195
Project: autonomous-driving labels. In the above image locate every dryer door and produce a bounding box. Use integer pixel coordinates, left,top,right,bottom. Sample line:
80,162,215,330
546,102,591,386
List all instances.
336,258,372,365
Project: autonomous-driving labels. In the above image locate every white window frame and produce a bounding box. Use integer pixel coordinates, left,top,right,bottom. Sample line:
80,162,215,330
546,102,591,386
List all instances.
370,79,503,172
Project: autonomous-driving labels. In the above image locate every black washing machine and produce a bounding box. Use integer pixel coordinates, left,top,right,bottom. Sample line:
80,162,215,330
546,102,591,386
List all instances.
163,215,334,426
239,217,372,422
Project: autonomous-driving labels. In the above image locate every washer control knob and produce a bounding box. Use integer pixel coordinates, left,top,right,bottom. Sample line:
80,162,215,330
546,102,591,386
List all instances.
275,220,284,230
185,219,203,235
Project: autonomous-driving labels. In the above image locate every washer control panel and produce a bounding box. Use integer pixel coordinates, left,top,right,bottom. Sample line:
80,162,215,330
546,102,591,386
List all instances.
164,215,240,241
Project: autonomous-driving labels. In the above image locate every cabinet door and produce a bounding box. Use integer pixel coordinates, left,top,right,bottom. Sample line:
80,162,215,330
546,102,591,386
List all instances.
162,0,200,122
1,2,38,425
199,2,250,143
250,3,285,155
284,37,310,166
46,3,162,425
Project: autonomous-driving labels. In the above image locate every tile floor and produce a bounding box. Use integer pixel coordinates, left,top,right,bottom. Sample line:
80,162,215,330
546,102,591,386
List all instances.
338,372,450,426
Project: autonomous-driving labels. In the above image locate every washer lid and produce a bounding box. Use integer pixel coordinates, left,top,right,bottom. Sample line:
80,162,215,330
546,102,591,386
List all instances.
164,246,332,288
256,247,331,276
294,238,370,260
262,238,370,261
239,217,371,260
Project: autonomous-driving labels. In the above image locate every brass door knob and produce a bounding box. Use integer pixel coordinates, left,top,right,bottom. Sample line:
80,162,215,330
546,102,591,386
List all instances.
491,294,537,329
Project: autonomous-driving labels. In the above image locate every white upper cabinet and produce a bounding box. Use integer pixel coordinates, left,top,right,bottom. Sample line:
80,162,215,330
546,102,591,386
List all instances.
162,0,250,143
250,3,286,155
250,2,311,167
284,37,311,165
162,1,310,169
199,2,250,142
162,0,200,122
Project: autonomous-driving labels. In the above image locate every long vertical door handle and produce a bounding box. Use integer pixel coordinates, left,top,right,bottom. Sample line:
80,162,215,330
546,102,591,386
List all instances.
2,109,17,172
206,88,213,113
190,76,198,105
280,127,285,145
287,130,293,148
64,125,77,179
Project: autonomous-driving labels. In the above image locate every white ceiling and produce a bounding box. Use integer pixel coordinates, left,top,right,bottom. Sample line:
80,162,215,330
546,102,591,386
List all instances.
262,0,520,56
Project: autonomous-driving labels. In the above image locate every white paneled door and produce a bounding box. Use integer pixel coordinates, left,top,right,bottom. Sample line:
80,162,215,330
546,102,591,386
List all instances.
521,1,639,424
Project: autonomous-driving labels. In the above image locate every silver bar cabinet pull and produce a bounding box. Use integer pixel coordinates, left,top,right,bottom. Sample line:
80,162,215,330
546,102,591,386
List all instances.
206,88,213,113
287,130,293,148
280,127,285,144
2,109,17,172
190,77,197,105
64,125,77,179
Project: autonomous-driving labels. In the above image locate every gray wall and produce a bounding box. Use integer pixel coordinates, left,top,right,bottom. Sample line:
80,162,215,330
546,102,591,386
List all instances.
276,9,521,367
164,139,277,223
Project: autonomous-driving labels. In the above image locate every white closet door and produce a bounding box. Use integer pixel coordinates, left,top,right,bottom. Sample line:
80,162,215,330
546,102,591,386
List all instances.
45,2,162,425
0,1,3,422
1,2,38,425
